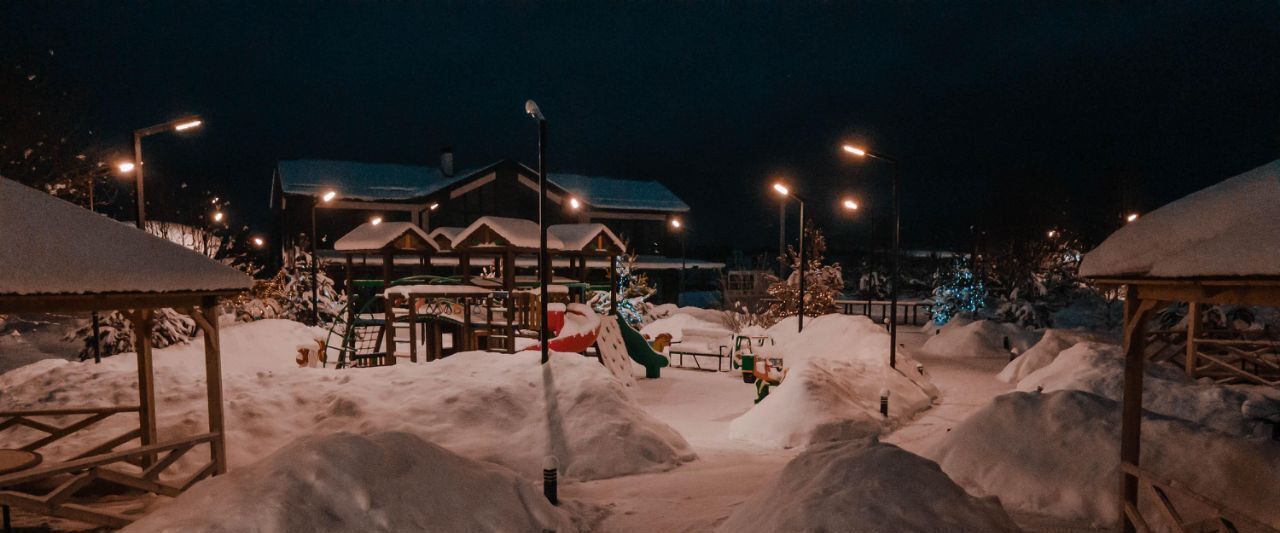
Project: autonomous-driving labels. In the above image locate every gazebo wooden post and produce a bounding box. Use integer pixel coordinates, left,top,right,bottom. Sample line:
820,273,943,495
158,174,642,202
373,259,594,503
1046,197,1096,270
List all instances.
609,254,618,314
197,296,227,475
344,254,354,295
383,250,397,365
503,250,516,290
1185,300,1200,378
1119,285,1155,533
461,253,472,284
130,309,157,467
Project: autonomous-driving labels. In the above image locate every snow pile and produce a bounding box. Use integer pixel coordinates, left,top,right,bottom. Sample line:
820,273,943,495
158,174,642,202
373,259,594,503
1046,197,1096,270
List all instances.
125,432,577,533
0,319,695,482
729,315,938,449
918,317,1040,359
1080,158,1280,278
996,329,1111,383
640,312,731,349
717,439,1018,533
1014,342,1280,437
931,390,1280,527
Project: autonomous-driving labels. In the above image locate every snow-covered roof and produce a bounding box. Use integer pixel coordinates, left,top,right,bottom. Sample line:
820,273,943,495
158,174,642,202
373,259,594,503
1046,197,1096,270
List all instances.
452,216,566,250
333,221,431,252
548,173,689,213
277,160,466,201
547,223,625,252
1080,159,1280,279
426,227,464,251
0,178,253,296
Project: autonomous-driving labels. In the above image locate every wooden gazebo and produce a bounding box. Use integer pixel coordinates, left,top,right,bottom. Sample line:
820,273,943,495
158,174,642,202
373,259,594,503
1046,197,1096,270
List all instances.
1081,160,1280,532
0,178,252,528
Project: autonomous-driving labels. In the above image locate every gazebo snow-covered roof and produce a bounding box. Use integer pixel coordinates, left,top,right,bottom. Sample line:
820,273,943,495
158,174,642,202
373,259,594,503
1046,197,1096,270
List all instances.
452,216,566,250
427,226,464,251
0,177,251,303
333,221,432,254
547,223,626,254
1080,159,1280,279
1080,159,1280,532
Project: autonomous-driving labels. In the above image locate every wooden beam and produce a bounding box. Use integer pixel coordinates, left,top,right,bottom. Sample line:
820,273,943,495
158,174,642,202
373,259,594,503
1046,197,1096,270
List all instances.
1120,286,1156,533
0,291,236,314
131,309,157,467
200,297,228,475
1185,301,1200,378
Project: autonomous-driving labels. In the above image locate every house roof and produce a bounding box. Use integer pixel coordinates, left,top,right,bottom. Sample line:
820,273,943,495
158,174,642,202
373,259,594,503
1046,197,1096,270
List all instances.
0,178,253,296
1080,159,1280,279
547,223,626,252
333,221,432,252
452,216,566,250
547,172,689,213
276,159,466,201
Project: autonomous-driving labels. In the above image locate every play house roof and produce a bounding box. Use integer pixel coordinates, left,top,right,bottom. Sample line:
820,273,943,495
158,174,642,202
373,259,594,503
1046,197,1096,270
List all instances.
426,226,465,251
0,177,252,297
333,221,433,253
1081,159,1280,279
452,216,566,250
547,223,626,252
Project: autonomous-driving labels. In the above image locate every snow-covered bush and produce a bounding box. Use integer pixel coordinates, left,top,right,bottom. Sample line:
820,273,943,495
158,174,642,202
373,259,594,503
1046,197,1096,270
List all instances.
228,246,344,324
71,308,197,360
589,252,655,328
765,224,843,319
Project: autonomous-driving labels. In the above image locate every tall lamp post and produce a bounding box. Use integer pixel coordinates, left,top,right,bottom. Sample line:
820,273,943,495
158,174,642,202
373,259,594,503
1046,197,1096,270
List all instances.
770,182,806,332
312,190,336,325
131,115,203,230
841,144,900,368
526,100,551,366
670,218,686,303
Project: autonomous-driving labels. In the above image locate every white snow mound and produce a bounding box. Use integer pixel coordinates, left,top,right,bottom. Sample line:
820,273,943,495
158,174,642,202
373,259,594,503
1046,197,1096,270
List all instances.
124,432,577,533
930,390,1280,527
996,329,1110,383
0,319,695,482
717,438,1019,533
918,318,1040,359
729,315,938,449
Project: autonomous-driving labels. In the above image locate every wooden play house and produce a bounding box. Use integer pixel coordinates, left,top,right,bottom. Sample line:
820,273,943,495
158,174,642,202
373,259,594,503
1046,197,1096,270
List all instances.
1081,160,1280,532
0,178,252,528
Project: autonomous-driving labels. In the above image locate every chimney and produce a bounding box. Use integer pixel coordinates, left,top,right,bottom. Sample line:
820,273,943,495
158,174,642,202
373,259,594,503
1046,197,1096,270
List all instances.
440,146,454,177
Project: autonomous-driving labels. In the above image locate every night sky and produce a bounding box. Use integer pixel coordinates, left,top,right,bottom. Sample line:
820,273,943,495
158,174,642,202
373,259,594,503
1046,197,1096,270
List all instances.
6,2,1280,257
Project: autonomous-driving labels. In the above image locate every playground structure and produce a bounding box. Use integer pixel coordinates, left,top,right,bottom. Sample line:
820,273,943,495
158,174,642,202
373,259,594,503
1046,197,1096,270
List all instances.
325,217,629,366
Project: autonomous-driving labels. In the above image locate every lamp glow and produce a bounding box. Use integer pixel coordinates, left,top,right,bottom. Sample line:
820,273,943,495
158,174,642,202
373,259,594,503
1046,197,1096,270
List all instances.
842,145,867,157
772,183,790,196
116,161,135,173
321,190,336,203
569,197,581,210
173,119,203,131
670,218,682,229
842,198,859,210
370,216,382,225
212,211,224,222
252,237,265,247
1126,213,1139,223
429,203,439,211
1047,230,1057,238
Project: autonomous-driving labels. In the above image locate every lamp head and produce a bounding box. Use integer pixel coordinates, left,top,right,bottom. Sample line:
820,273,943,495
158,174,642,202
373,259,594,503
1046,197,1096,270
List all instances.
1126,213,1139,223
252,237,265,248
429,203,439,211
525,100,545,121
321,190,337,203
842,198,859,210
670,218,682,229
173,116,203,131
772,183,790,196
842,145,867,157
116,161,136,174
370,216,382,226
569,197,581,210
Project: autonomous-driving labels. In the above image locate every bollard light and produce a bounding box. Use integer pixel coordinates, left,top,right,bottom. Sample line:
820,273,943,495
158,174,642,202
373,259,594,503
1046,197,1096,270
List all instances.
543,455,559,505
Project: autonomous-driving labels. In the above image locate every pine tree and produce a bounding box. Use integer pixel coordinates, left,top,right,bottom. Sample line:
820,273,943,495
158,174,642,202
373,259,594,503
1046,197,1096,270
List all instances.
765,223,843,319
930,259,987,326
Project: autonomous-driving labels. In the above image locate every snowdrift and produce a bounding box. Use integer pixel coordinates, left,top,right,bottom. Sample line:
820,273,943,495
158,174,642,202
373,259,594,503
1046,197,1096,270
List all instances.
125,432,578,533
996,329,1110,383
930,390,1280,527
918,317,1040,359
717,439,1018,533
0,320,695,482
729,315,938,449
1014,342,1280,437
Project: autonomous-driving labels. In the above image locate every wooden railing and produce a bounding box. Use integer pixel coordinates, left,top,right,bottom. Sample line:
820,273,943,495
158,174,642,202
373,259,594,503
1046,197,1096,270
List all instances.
0,432,219,529
0,406,142,461
1121,462,1278,533
833,299,933,326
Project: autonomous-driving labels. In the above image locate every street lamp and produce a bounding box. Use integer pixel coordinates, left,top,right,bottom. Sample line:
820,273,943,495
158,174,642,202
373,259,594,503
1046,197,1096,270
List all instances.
311,189,336,324
526,99,551,366
670,218,686,303
842,198,859,211
841,143,902,369
131,115,203,230
1126,212,1139,223
568,197,581,210
771,181,807,332
370,216,382,226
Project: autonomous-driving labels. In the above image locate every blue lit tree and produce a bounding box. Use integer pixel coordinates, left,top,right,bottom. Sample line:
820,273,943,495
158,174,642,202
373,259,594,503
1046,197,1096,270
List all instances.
930,259,987,325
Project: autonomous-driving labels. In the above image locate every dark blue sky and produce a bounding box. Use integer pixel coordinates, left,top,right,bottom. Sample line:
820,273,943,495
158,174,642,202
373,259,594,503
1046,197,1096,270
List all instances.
6,2,1280,254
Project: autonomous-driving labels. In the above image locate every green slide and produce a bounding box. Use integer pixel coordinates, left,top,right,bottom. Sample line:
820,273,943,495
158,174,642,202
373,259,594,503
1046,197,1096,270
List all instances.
616,314,669,379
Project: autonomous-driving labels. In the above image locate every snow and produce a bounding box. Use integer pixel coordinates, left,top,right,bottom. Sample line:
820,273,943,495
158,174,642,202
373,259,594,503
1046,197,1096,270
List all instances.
451,216,566,250
996,328,1111,383
125,432,579,533
0,178,252,296
640,311,732,349
384,284,493,297
548,173,690,213
425,226,464,250
1014,341,1280,437
276,159,463,201
0,319,695,484
332,221,431,252
930,390,1280,527
717,439,1019,533
917,317,1040,359
547,223,625,252
728,315,938,448
1080,158,1280,278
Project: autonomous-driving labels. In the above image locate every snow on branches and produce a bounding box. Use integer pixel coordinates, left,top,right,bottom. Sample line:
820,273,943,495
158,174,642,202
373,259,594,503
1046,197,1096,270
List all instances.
765,223,843,319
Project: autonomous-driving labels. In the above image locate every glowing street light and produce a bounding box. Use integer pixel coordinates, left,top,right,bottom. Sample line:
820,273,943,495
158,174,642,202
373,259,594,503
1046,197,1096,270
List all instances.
569,197,581,210
842,198,859,210
116,161,136,174
840,142,902,369
428,203,439,211
321,190,337,203
770,181,808,332
1126,213,1140,223
252,237,265,248
370,216,382,225
130,114,204,229
1047,230,1057,238
772,183,790,196
212,211,224,223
